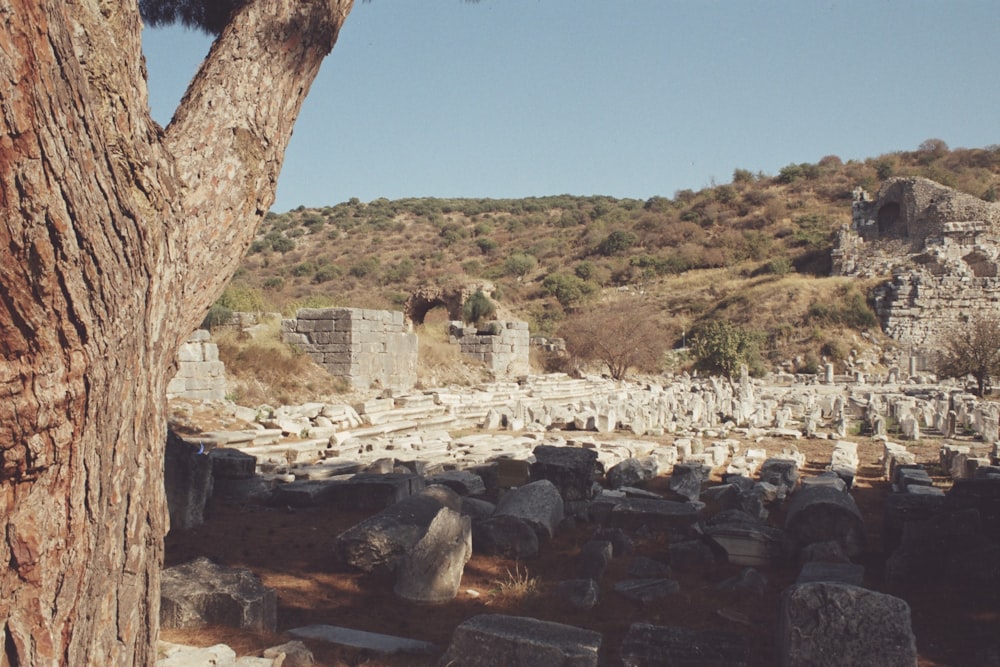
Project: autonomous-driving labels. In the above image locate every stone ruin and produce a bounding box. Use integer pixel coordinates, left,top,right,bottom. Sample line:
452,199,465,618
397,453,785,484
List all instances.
449,319,531,376
167,329,226,401
833,176,1000,367
403,281,496,325
281,307,418,392
162,366,1000,665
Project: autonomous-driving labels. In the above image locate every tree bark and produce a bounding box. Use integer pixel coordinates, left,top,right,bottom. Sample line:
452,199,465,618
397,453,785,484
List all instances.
0,0,353,664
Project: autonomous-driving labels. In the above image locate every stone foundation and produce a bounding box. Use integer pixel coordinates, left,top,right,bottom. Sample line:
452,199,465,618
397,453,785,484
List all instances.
167,329,226,401
450,320,530,377
282,308,417,392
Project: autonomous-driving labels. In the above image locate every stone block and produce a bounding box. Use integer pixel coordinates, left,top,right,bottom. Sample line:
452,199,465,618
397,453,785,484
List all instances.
287,625,435,656
394,507,472,603
785,485,865,557
440,614,602,667
494,479,564,539
161,557,276,634
164,432,213,532
620,623,750,667
530,445,600,501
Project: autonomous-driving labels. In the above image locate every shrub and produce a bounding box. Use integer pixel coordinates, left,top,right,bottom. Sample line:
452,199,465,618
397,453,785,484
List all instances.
936,316,1000,396
689,319,764,378
461,289,496,325
262,277,284,290
502,252,537,278
312,264,342,284
558,300,667,379
349,257,379,278
595,230,637,256
476,237,499,255
541,273,597,309
201,303,233,330
762,257,792,276
216,285,265,313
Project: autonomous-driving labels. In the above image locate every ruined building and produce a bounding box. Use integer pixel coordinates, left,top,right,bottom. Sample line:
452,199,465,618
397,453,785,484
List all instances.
832,177,1000,367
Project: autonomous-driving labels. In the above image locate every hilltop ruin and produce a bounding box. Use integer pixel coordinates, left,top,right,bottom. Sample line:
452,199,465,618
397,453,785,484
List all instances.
832,177,1000,367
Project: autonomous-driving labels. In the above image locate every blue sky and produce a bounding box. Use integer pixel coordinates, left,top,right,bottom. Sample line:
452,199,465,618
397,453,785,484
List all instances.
142,0,1000,213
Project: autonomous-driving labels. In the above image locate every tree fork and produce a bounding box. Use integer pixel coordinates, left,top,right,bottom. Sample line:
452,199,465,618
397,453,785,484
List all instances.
0,0,354,664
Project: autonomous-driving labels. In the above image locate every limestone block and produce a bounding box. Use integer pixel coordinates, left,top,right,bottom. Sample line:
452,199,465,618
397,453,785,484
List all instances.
530,445,600,501
160,557,277,634
155,642,237,667
777,583,916,667
620,623,749,667
494,479,564,539
164,434,213,532
394,507,472,603
785,485,865,557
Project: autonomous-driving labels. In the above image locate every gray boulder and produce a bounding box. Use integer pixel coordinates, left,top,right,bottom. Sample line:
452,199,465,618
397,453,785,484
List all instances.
160,557,276,634
607,457,659,489
164,432,214,532
784,485,865,557
472,515,540,559
494,479,564,539
530,445,600,501
620,623,750,666
777,582,917,667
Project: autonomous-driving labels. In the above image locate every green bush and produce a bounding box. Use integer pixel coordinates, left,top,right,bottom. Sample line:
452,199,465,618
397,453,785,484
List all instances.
216,285,265,312
502,252,537,278
689,319,764,378
312,264,342,284
476,237,499,255
596,230,638,256
462,289,496,325
262,277,284,290
349,257,379,278
542,273,597,309
201,303,233,329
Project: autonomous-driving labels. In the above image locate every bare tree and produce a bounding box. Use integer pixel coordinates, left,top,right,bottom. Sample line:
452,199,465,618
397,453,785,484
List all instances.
0,1,355,663
559,301,667,380
936,316,1000,396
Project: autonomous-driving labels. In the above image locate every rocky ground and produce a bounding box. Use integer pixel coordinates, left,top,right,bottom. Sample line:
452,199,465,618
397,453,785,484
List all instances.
161,427,997,667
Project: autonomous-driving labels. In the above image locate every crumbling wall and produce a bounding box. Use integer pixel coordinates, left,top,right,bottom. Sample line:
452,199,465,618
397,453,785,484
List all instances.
449,320,530,377
167,329,227,401
282,308,417,391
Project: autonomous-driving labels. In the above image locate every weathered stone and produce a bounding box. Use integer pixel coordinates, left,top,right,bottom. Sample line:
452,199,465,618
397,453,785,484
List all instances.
494,479,564,539
262,641,314,667
882,488,947,553
716,567,768,596
394,507,472,603
777,583,917,667
620,623,750,667
885,507,987,585
578,540,613,580
161,557,276,634
668,539,716,571
627,556,671,579
155,642,237,667
472,515,540,559
590,527,634,557
704,522,788,567
164,432,214,532
333,485,462,572
440,614,602,667
669,462,710,501
795,561,864,586
530,445,600,501
209,447,257,480
555,578,600,610
606,498,701,534
606,457,659,489
759,458,799,496
427,470,487,496
785,485,866,557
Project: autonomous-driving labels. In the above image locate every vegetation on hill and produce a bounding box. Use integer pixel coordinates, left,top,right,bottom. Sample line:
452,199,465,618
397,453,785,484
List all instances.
216,142,1000,380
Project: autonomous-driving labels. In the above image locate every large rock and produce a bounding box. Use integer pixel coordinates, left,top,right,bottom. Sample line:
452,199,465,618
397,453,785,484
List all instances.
605,497,701,534
669,462,710,501
759,458,800,497
160,557,276,634
530,445,600,501
784,485,865,557
704,521,788,567
393,507,472,603
620,623,750,666
606,457,659,489
333,485,461,572
440,614,602,667
777,582,917,667
494,479,565,539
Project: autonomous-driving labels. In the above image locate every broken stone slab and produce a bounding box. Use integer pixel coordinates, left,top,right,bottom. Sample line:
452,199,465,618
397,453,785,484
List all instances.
668,462,711,502
795,561,865,586
799,472,846,492
882,487,947,553
530,445,600,501
759,458,799,497
394,507,472,603
578,540,613,580
703,522,788,567
334,485,462,573
777,583,917,667
160,557,276,634
155,642,238,667
627,556,671,579
614,578,680,604
668,539,716,571
494,479,565,539
885,507,987,585
494,457,533,488
287,624,436,656
323,472,427,510
784,484,866,557
620,623,750,667
606,457,659,489
427,470,486,496
605,497,702,534
439,614,602,667
471,515,540,559
590,526,635,557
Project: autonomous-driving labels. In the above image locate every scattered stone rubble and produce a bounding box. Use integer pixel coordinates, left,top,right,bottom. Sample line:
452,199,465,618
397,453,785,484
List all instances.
163,367,1000,664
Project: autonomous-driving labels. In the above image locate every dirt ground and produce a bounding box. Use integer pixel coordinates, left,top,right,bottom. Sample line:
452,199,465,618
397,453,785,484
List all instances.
163,435,998,666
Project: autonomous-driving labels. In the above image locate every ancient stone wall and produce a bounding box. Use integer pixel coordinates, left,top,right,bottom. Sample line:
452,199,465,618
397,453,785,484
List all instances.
449,320,530,377
282,308,417,391
167,329,227,401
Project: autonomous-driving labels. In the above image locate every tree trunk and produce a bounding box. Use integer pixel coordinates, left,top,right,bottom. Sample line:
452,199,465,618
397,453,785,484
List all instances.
0,0,353,664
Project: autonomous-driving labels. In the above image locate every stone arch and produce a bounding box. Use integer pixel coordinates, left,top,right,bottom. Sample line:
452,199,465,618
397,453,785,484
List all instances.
877,202,903,238
404,282,498,325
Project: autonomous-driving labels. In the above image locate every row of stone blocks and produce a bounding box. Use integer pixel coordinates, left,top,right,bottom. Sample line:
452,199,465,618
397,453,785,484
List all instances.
167,329,226,401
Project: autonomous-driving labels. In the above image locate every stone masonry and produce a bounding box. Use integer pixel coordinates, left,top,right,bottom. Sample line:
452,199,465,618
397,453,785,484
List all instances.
449,320,531,377
167,329,226,401
832,177,1000,365
282,308,417,392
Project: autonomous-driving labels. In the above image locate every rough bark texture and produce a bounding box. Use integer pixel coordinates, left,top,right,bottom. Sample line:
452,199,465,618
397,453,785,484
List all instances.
0,0,354,664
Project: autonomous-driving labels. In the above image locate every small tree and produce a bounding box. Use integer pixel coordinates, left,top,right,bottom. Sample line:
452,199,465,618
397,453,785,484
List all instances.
690,319,764,378
559,301,666,380
462,289,496,325
542,273,597,309
936,316,1000,396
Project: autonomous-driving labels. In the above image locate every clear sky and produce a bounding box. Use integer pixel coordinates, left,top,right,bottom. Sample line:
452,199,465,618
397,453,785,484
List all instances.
142,0,1000,213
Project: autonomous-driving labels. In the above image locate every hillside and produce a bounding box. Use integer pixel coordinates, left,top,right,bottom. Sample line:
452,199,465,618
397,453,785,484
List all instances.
216,142,1000,386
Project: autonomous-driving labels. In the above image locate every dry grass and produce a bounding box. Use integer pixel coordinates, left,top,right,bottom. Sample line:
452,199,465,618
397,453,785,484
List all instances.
486,563,539,605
